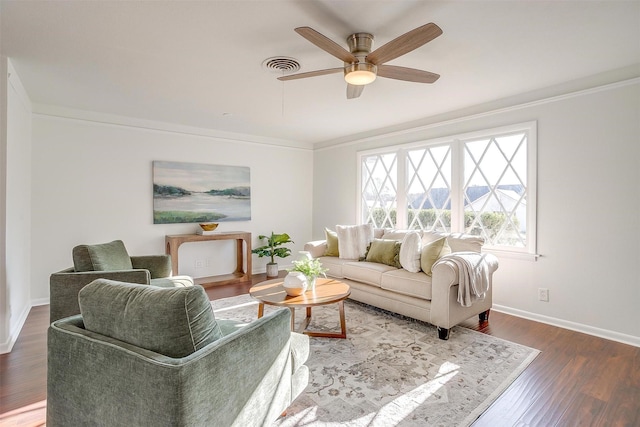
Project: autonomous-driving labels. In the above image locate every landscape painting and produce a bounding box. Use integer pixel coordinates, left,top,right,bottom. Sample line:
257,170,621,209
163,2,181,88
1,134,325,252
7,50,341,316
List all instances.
153,161,251,224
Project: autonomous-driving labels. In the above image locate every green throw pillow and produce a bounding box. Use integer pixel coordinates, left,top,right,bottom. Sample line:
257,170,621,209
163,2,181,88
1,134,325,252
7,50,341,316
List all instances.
420,237,452,276
365,239,401,268
324,228,339,257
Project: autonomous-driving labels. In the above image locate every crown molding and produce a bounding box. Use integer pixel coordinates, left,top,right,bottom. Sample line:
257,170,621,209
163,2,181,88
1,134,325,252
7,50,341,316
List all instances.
32,104,313,151
316,75,640,151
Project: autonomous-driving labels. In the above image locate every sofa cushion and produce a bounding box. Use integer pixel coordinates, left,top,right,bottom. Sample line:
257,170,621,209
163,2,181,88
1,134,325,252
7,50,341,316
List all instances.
324,228,339,257
381,229,419,241
373,228,387,239
399,231,422,273
365,239,401,267
343,261,397,287
317,256,351,278
381,269,432,300
447,233,484,253
421,237,451,276
79,279,222,358
421,231,445,245
72,240,133,272
336,224,374,259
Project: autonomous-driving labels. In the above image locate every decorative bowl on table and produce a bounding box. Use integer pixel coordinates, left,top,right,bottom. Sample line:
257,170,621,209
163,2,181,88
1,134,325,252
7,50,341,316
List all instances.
199,223,219,231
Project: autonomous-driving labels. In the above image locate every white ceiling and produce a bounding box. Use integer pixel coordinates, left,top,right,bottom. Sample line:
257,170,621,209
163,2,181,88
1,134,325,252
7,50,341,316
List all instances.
1,1,639,146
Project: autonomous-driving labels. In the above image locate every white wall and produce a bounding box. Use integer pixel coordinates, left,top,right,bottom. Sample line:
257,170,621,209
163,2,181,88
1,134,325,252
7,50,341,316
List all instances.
313,79,640,345
30,114,313,301
0,55,8,352
0,59,33,353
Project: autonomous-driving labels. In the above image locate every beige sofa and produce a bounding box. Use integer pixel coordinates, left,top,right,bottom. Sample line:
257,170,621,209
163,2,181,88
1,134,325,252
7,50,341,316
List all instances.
304,228,499,339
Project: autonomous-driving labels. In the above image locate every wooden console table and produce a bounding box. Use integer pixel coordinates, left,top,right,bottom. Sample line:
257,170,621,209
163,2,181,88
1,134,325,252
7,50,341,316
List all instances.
165,232,252,287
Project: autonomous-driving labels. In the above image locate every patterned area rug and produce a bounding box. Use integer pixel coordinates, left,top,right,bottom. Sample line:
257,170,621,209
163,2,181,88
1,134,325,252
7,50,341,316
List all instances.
211,295,539,427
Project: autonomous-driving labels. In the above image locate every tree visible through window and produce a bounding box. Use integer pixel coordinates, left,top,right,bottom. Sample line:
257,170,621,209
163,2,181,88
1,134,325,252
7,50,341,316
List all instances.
358,122,536,254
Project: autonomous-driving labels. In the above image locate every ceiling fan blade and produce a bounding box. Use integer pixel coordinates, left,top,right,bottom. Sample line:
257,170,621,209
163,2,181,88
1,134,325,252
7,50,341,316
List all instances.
295,27,358,63
278,67,344,81
347,84,364,99
377,65,440,83
366,23,442,65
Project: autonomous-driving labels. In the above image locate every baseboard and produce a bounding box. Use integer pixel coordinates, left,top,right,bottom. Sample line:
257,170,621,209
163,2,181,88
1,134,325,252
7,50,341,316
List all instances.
31,297,50,307
493,304,640,348
0,302,31,354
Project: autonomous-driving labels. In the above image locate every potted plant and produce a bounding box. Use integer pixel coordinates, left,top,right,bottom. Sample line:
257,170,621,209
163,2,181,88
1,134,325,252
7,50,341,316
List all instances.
252,232,294,277
289,253,328,291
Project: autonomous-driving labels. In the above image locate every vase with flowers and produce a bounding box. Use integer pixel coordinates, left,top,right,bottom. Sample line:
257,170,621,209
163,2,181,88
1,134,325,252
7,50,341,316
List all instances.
289,251,328,292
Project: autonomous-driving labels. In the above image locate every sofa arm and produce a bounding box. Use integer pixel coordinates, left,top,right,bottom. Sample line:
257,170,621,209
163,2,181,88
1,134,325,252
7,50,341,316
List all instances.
131,254,172,278
429,253,498,330
303,240,327,259
49,268,151,323
47,309,303,427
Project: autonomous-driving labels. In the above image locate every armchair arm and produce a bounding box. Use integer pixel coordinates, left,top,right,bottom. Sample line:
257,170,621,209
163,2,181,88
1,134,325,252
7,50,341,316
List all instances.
48,309,300,427
131,254,172,278
49,268,151,322
303,240,327,259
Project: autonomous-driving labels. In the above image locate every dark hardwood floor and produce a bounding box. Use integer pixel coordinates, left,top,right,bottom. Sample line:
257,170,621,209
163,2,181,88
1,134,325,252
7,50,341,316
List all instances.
1,272,638,426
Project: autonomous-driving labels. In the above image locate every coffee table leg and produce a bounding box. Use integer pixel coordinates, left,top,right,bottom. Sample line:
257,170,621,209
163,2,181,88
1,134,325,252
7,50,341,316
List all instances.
257,302,264,318
339,300,346,337
297,306,313,333
302,301,347,339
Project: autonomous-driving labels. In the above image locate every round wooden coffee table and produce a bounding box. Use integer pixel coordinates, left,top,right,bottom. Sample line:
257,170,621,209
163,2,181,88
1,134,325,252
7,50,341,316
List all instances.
249,278,351,338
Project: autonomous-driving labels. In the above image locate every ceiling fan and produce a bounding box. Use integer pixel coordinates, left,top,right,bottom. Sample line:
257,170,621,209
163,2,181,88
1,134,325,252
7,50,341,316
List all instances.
278,23,442,99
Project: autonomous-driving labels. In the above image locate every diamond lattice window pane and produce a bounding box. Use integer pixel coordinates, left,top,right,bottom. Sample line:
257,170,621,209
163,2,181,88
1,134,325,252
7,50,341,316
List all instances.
406,146,451,232
463,132,528,247
361,153,398,228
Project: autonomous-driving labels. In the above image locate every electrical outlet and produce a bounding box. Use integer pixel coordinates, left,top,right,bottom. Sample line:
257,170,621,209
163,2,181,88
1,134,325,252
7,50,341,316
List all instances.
194,259,204,269
538,288,549,302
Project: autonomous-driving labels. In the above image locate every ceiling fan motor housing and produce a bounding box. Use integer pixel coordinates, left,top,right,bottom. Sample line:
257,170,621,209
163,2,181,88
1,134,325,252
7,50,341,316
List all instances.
345,33,377,85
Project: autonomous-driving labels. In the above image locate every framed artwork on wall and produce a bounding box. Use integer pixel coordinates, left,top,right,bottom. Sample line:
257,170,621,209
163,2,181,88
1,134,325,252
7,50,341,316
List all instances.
153,160,251,224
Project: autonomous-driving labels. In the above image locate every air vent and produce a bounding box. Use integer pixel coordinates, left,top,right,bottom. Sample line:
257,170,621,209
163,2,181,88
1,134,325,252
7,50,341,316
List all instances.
262,57,301,74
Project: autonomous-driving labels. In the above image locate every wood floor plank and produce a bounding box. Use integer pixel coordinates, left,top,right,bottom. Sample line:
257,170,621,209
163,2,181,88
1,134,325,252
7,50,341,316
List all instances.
1,273,638,426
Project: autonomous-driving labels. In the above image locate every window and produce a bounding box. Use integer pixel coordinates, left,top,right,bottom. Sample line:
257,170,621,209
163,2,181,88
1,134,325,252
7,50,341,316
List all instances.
361,152,398,228
358,122,537,256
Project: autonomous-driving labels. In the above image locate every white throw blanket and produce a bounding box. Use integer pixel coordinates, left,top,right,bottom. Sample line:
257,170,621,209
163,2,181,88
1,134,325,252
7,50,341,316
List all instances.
435,252,491,307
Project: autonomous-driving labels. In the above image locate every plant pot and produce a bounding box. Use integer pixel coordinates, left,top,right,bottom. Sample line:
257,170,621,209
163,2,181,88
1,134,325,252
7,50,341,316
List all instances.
266,262,279,278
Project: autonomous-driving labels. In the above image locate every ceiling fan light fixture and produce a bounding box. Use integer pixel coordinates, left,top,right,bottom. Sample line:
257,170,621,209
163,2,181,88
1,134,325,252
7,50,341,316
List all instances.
344,63,377,85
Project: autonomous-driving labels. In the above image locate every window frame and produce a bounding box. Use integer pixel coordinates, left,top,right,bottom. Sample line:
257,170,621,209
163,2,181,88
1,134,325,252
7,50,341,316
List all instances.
357,121,538,259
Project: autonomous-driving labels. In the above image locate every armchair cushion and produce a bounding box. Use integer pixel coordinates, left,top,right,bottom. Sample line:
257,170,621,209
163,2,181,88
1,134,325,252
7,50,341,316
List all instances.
79,279,222,357
72,240,133,272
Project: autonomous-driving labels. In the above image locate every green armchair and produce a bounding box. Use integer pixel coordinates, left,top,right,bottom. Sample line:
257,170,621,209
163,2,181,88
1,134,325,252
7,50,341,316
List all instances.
47,279,310,427
49,240,193,322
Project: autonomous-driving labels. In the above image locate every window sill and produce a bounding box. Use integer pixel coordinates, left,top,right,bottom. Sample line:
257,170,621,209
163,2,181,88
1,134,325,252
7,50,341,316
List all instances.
482,247,540,262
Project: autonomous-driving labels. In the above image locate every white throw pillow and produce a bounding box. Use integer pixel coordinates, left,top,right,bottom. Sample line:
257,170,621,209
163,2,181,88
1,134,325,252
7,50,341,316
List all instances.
399,231,422,273
336,224,374,259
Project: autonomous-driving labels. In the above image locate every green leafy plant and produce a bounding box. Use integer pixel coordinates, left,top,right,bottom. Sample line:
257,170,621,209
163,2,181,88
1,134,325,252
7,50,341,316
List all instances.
251,232,294,264
289,257,328,279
